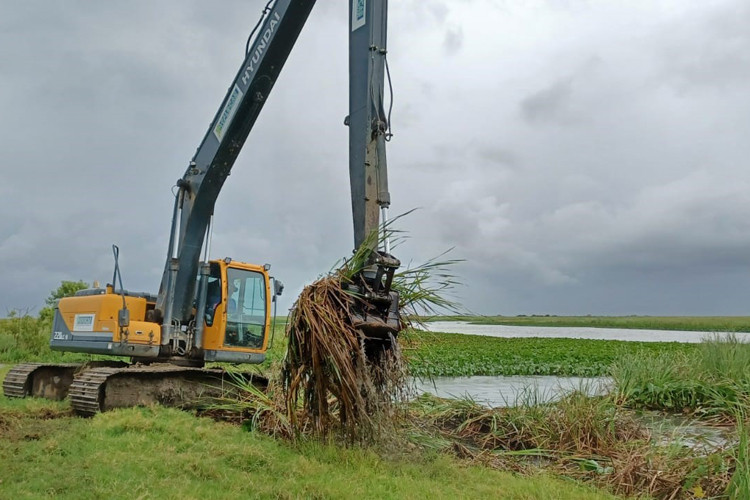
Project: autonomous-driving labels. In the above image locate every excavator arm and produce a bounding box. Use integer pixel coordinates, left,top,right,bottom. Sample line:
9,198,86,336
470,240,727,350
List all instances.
346,0,402,339
348,0,392,250
7,0,403,414
158,0,401,346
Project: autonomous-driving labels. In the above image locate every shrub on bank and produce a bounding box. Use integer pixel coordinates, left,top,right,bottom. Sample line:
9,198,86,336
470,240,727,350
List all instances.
0,312,93,363
0,313,53,362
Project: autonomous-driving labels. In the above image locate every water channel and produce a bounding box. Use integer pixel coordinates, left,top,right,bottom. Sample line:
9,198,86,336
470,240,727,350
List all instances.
423,321,745,343
417,321,741,407
414,375,609,408
412,376,733,450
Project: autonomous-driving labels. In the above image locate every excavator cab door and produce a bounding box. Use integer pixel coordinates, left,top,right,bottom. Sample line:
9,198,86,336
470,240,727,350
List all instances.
223,266,268,349
201,260,271,358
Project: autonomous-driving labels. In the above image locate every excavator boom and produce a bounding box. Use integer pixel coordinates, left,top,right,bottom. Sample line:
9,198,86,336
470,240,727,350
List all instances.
158,0,316,331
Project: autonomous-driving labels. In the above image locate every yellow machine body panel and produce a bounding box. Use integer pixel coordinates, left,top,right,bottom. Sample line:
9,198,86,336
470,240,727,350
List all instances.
58,293,147,335
113,320,161,345
51,291,162,357
51,259,270,363
56,292,161,345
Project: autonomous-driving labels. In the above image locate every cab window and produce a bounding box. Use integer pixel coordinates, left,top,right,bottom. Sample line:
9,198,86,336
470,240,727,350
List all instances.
225,268,267,349
204,263,222,327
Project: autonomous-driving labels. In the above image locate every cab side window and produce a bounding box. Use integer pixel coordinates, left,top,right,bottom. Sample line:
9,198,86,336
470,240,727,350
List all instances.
204,264,222,327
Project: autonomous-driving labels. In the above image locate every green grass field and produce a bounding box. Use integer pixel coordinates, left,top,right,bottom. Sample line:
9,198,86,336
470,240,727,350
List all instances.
0,373,613,499
429,315,750,332
3,325,749,498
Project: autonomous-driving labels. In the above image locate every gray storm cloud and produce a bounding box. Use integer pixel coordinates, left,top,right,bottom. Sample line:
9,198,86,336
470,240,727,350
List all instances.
1,0,749,316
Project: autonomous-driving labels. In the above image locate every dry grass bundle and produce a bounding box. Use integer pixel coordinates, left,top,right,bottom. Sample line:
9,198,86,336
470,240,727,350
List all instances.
282,221,460,442
413,392,648,455
206,219,460,443
282,274,406,441
603,444,731,499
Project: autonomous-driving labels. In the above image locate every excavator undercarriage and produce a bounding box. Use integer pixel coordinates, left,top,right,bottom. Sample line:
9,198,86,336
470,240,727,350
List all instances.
3,362,266,416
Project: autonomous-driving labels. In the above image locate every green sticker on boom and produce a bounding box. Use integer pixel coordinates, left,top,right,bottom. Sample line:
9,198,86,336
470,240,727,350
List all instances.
214,84,244,142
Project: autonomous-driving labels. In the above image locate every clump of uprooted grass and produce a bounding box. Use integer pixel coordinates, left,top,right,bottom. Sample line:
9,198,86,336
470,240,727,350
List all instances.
201,372,294,439
282,276,403,441
282,223,461,442
612,334,750,419
205,220,460,443
409,392,735,499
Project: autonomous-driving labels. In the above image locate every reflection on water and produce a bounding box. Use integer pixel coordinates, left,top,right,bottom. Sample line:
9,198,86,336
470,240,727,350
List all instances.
414,375,610,408
423,321,746,343
640,412,734,453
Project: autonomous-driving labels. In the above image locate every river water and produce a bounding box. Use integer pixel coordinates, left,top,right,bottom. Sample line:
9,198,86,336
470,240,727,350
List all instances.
414,322,738,449
415,321,743,408
423,321,745,343
416,321,732,407
414,375,609,408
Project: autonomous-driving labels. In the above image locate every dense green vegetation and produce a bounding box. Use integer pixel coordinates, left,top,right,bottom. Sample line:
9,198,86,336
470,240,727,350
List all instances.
0,384,612,499
612,334,750,418
0,281,96,363
4,331,750,497
3,313,699,379
430,315,750,332
5,287,749,497
405,331,695,378
0,314,97,364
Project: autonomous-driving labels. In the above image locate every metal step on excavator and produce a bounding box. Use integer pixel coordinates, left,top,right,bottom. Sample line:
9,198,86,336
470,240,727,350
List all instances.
3,0,402,416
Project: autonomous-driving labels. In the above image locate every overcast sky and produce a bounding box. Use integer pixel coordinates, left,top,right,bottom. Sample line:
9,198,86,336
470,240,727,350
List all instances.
1,0,749,316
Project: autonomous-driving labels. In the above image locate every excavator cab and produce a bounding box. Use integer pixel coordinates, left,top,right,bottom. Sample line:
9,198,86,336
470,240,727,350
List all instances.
200,259,273,364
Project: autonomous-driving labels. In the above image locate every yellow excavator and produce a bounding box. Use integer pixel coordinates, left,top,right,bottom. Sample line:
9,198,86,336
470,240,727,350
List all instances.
3,0,401,415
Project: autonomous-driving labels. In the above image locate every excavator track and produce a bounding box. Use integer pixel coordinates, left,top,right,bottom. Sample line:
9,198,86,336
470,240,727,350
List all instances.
3,363,41,398
3,363,81,399
2,361,132,401
69,365,267,417
69,367,119,416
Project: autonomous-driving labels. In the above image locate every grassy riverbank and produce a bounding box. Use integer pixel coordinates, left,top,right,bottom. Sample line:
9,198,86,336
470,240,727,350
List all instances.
0,385,612,499
406,335,750,498
430,315,750,332
3,332,750,498
408,390,741,499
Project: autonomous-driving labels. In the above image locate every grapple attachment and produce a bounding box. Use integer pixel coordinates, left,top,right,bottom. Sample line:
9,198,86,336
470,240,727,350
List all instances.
347,251,402,350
